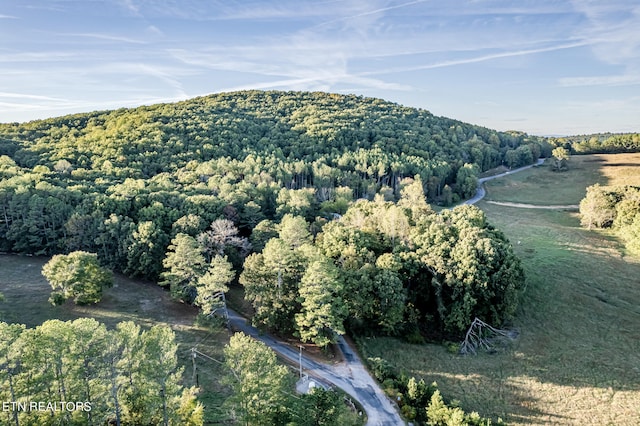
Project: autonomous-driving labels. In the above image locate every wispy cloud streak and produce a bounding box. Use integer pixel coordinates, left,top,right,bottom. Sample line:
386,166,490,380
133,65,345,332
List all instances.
60,33,148,44
362,41,591,75
559,73,640,87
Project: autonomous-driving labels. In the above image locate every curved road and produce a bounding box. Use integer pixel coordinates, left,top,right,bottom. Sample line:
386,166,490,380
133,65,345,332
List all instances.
462,158,545,205
224,158,546,426
227,308,403,426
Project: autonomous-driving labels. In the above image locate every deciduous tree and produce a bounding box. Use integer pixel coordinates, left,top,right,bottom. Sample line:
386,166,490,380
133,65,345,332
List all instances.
42,251,113,305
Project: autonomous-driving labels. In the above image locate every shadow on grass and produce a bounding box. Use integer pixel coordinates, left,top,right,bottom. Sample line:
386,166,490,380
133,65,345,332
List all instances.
358,336,579,425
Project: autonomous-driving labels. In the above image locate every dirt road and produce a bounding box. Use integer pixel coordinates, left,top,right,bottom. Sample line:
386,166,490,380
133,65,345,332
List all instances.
227,308,403,426
486,201,579,209
463,158,546,205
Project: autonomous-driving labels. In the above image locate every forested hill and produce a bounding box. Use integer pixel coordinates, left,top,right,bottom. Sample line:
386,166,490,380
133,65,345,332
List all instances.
0,90,544,266
1,90,546,184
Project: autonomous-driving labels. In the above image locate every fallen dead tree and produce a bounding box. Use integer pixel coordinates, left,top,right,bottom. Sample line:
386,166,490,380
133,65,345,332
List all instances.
459,317,519,355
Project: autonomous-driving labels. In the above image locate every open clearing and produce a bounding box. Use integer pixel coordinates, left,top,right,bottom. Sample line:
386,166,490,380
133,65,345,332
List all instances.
362,153,640,425
484,153,640,205
0,255,232,424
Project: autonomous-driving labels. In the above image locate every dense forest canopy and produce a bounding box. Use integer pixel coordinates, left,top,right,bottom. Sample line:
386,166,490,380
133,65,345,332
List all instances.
0,91,546,175
0,90,545,260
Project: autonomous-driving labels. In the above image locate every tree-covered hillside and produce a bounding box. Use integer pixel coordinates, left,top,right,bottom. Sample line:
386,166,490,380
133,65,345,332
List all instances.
0,90,531,330
0,90,545,259
1,91,546,198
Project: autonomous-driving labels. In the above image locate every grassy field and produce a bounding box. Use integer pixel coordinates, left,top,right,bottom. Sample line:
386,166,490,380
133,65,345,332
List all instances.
0,255,232,424
362,153,640,425
484,153,640,205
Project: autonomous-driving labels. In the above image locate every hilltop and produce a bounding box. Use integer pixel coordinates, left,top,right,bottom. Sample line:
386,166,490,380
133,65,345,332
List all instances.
1,90,545,177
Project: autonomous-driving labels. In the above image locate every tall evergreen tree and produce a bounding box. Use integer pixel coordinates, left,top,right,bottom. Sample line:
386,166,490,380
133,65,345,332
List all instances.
160,233,207,303
295,258,346,347
195,255,235,317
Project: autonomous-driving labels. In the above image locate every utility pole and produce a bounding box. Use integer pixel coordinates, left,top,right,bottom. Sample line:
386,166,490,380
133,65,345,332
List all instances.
191,347,198,387
298,345,304,378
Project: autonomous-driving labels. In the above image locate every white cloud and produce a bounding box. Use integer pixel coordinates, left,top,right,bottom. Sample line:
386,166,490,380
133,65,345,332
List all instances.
558,73,640,87
569,0,640,64
0,92,71,102
59,33,148,44
0,51,80,63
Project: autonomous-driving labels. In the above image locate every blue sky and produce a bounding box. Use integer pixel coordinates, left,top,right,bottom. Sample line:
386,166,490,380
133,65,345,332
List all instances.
1,0,639,135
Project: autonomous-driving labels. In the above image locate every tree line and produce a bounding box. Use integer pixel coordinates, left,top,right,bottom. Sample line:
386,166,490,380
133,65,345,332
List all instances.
0,317,361,426
149,181,524,344
238,179,524,343
548,133,640,155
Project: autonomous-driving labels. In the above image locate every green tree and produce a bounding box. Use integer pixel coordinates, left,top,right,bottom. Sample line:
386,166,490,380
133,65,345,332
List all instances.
195,255,235,317
126,220,168,279
551,146,570,171
0,322,24,426
426,390,466,425
240,238,304,334
42,251,113,305
250,219,278,252
276,187,318,220
278,214,312,248
579,184,618,229
171,214,207,238
441,185,454,206
455,164,478,199
295,259,346,348
412,206,524,335
223,332,293,426
160,233,207,303
398,175,430,220
139,325,199,426
623,214,640,254
114,322,203,426
97,213,135,271
67,318,110,425
298,388,360,426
